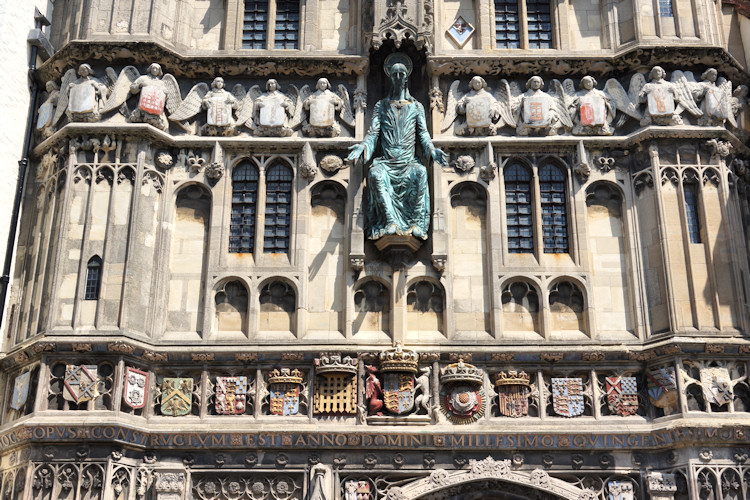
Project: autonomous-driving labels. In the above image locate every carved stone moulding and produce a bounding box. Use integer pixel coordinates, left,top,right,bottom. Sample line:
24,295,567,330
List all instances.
38,41,369,83
427,46,748,83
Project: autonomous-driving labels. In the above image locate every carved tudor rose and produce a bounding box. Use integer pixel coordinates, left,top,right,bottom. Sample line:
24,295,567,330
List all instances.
10,371,31,411
379,344,420,415
605,376,639,416
314,353,357,416
123,367,148,410
647,367,678,413
495,370,531,417
215,376,249,415
268,368,304,416
63,364,99,404
440,359,486,423
700,366,733,407
551,377,584,417
160,377,193,416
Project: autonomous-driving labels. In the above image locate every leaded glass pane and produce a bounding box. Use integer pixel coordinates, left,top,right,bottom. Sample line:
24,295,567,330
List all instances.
264,164,293,253
505,164,534,252
495,0,521,49
540,164,568,253
230,162,259,253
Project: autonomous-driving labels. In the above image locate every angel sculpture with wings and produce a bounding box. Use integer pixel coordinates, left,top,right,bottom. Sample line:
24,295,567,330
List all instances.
441,76,514,136
501,76,572,136
101,63,182,131
559,75,643,135
689,68,742,128
56,64,110,124
253,79,301,137
36,81,60,139
638,66,702,126
200,77,240,135
301,78,355,137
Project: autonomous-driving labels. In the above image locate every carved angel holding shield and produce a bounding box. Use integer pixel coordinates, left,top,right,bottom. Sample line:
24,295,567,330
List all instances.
557,75,643,135
503,76,572,136
36,81,60,139
690,68,745,128
441,76,515,136
252,79,301,137
101,63,182,131
300,78,355,137
638,66,702,126
168,77,252,136
55,64,110,124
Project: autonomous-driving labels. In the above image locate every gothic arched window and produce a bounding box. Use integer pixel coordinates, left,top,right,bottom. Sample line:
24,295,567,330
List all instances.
84,256,102,300
264,164,293,253
230,161,259,253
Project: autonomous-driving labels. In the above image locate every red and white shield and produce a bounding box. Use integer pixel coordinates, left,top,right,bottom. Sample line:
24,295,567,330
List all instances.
63,364,99,403
215,376,248,415
523,95,550,127
647,87,675,117
138,86,166,115
605,376,639,416
705,87,729,121
580,95,606,126
123,367,148,409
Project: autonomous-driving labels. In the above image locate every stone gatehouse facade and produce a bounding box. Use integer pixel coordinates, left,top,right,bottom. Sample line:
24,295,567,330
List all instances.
2,0,750,499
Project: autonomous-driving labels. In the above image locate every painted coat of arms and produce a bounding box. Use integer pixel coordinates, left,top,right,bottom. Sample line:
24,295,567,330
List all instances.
607,480,635,500
495,371,531,417
11,372,31,410
268,368,303,416
344,480,371,500
700,367,733,407
605,376,639,416
551,378,584,417
378,344,420,416
647,367,678,411
63,364,99,403
123,367,149,409
215,376,248,415
138,86,166,115
439,360,485,424
160,377,193,416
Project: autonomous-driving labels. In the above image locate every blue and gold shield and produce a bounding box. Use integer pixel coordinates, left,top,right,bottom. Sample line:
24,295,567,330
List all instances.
11,372,31,410
269,383,300,416
383,373,415,415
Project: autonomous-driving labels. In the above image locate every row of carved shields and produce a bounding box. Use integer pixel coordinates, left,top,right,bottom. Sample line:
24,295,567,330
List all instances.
7,363,735,418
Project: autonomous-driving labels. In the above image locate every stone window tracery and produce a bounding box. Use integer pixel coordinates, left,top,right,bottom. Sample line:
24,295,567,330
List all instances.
539,163,568,253
230,161,259,254
242,0,300,50
84,256,102,301
264,164,293,253
505,163,534,253
494,0,552,49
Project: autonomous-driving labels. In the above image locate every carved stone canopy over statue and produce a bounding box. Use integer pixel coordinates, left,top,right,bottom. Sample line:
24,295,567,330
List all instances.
101,62,182,131
347,53,448,241
56,64,110,124
301,78,355,137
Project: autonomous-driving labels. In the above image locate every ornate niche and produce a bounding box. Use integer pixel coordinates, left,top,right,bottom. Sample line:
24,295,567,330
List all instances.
363,0,434,52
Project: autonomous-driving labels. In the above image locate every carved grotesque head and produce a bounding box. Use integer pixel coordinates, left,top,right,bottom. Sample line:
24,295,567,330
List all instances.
316,78,330,91
649,66,666,82
580,76,597,91
526,76,543,91
701,68,718,83
266,79,280,92
147,63,163,77
77,64,93,78
470,76,486,91
211,77,225,90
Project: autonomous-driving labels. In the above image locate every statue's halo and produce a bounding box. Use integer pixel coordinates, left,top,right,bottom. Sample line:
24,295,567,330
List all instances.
384,53,413,77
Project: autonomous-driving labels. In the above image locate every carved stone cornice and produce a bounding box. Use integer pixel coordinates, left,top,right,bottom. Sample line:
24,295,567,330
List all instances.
427,46,750,83
37,41,369,83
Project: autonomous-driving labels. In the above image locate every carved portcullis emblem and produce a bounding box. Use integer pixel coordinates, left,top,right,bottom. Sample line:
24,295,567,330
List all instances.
647,367,678,412
268,368,304,416
551,378,584,417
215,376,248,415
160,377,193,416
440,359,485,423
700,367,733,407
313,353,357,416
63,364,99,403
11,372,31,410
607,480,635,500
495,371,531,417
379,345,419,415
605,376,639,416
123,367,148,409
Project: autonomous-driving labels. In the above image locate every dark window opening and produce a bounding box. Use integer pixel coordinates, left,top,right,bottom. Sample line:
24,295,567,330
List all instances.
505,164,534,253
274,1,300,49
84,256,102,300
495,0,521,48
264,164,293,253
230,162,259,253
684,184,701,244
540,164,568,253
243,0,269,49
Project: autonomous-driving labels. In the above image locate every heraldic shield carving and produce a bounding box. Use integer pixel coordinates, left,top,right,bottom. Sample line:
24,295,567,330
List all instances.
495,370,531,417
607,480,635,500
63,364,99,403
551,377,584,417
215,376,248,415
314,353,357,416
647,367,678,412
605,376,639,416
379,345,419,415
123,367,148,409
160,377,193,416
11,371,31,411
701,366,734,407
344,479,372,500
440,359,486,423
268,368,304,416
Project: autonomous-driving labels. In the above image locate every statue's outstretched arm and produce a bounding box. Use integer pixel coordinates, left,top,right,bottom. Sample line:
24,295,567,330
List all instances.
416,102,448,166
347,100,382,163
